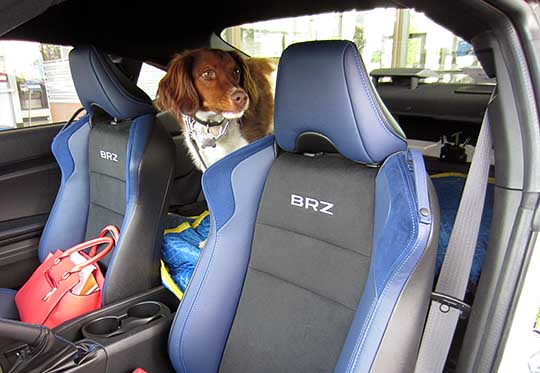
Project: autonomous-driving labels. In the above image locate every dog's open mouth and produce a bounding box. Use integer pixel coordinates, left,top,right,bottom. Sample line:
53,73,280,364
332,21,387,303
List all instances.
195,107,247,123
222,110,246,120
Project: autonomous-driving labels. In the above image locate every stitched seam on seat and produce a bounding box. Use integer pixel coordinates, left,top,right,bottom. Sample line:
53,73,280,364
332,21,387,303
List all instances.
353,225,422,372
346,159,418,372
256,221,371,258
178,154,256,371
177,143,274,371
349,44,404,145
249,266,357,312
174,140,274,371
177,227,220,372
89,201,124,216
341,45,373,163
88,51,122,117
90,170,126,183
350,159,418,370
95,49,153,109
40,119,89,260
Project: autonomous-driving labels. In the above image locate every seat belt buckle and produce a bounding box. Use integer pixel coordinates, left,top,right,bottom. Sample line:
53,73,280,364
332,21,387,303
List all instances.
431,292,471,319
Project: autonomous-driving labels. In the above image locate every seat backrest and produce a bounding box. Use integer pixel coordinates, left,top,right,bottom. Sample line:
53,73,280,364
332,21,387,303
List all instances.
39,46,175,304
156,112,203,215
168,41,439,373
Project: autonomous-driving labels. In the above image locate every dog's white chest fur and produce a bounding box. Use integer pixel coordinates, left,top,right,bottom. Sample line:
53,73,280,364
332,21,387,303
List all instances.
184,118,248,171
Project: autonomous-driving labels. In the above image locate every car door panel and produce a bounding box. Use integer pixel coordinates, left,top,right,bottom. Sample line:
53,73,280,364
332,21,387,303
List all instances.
0,124,62,288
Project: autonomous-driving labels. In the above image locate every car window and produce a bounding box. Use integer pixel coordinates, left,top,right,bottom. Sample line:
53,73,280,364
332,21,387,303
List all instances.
0,41,82,131
137,63,166,100
221,8,493,84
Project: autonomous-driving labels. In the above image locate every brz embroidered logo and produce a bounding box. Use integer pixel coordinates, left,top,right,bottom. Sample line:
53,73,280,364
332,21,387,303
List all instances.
290,194,334,216
99,150,118,162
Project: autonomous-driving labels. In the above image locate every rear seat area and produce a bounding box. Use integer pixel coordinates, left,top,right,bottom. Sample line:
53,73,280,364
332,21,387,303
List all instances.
156,112,207,216
155,68,494,297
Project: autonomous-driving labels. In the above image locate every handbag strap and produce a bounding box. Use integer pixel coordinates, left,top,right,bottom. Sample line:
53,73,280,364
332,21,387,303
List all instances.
59,225,120,274
59,236,115,273
88,225,120,257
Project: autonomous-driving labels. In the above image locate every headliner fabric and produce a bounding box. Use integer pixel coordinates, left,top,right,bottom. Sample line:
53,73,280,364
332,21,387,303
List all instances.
220,152,376,372
431,173,494,286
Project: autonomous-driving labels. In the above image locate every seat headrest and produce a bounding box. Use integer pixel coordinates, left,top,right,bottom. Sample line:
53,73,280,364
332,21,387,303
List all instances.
274,40,407,164
69,46,154,120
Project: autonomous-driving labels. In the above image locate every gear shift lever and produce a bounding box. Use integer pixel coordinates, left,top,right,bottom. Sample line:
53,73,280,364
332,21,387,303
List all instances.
0,319,74,373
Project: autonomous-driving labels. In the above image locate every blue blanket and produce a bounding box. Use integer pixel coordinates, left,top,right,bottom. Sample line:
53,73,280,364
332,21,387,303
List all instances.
161,212,210,297
431,174,494,286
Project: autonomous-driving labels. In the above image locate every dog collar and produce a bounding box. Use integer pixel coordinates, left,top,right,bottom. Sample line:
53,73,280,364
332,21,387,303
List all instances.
182,114,232,149
193,114,227,127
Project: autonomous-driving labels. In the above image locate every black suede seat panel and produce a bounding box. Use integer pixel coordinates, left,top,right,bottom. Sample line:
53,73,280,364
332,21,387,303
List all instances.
220,153,377,373
85,120,131,265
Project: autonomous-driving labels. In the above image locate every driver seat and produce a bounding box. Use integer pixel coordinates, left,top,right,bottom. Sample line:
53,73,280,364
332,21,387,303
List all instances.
0,45,175,321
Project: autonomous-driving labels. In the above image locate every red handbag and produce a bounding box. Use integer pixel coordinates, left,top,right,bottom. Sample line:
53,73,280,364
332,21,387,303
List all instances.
15,225,119,328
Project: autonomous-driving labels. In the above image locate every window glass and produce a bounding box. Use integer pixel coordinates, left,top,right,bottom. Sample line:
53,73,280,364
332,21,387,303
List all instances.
0,41,81,130
221,9,491,84
137,63,166,100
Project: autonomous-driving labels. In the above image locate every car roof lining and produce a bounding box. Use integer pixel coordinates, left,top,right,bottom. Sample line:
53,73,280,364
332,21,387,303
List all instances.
0,0,492,67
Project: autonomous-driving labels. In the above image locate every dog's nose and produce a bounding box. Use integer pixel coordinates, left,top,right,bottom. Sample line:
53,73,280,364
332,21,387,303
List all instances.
231,90,248,108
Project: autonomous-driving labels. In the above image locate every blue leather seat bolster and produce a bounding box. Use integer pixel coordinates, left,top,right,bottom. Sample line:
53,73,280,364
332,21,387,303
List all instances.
335,150,433,372
102,113,154,302
168,135,276,373
39,115,91,260
69,46,155,120
274,41,406,164
0,288,19,320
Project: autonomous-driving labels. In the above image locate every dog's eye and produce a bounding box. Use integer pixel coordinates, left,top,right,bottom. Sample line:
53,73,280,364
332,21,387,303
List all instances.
233,68,241,80
201,70,216,80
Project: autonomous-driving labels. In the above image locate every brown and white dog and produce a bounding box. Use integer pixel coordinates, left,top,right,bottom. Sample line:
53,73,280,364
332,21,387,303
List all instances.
157,49,275,170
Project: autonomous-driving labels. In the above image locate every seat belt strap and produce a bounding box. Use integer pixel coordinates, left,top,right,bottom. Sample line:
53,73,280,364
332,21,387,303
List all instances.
415,113,493,373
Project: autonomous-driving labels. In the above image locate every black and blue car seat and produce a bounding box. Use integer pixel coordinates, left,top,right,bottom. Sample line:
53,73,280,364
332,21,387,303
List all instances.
167,40,440,372
0,45,175,320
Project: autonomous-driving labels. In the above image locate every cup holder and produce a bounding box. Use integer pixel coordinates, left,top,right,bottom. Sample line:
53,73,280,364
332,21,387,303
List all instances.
82,301,170,340
127,301,162,319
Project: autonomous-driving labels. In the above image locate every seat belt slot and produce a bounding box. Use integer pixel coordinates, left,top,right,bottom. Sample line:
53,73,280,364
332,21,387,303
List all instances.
431,292,471,319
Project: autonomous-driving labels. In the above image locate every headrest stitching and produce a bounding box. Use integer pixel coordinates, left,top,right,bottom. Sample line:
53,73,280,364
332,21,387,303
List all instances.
341,46,373,164
93,49,151,108
349,44,404,144
88,50,122,117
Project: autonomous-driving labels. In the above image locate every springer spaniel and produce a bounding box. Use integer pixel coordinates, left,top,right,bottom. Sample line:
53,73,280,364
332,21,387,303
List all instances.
157,49,275,171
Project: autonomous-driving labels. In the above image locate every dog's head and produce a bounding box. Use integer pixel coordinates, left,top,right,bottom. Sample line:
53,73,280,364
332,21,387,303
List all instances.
157,49,259,122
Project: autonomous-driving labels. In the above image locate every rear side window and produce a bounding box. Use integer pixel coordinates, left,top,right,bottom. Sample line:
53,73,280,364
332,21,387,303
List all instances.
137,63,166,100
0,41,82,131
221,8,492,85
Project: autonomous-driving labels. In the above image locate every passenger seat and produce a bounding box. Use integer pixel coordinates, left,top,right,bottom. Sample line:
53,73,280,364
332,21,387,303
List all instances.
156,112,204,215
167,40,440,372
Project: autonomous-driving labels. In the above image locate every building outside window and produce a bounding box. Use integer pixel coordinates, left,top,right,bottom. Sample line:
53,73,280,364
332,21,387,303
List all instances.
222,8,486,84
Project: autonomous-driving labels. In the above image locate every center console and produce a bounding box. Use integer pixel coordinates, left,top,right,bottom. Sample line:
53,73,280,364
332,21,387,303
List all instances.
0,286,179,373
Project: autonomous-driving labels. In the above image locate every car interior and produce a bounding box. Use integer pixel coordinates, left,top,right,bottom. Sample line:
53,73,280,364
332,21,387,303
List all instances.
0,0,539,372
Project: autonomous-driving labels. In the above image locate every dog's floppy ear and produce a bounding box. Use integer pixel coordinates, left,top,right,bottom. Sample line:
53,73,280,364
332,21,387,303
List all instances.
157,52,200,119
228,50,259,106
